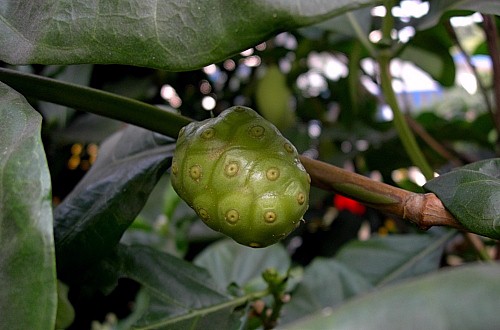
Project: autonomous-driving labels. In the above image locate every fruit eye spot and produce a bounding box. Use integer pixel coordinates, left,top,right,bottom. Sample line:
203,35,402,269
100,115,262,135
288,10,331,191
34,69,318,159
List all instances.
224,161,240,177
201,127,215,139
284,142,294,153
264,211,277,223
225,209,240,224
297,192,306,205
249,125,265,138
189,165,202,181
266,167,280,181
198,208,210,221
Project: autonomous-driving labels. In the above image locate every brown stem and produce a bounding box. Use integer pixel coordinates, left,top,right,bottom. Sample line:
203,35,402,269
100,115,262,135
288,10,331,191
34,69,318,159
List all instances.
445,20,493,115
482,15,500,151
299,155,463,231
405,114,463,167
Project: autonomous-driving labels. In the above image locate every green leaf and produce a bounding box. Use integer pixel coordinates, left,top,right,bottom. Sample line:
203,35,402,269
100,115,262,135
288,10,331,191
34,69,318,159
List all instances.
1,0,380,70
112,244,246,330
280,258,372,324
0,82,57,329
297,7,373,41
282,263,500,330
400,24,455,87
53,126,175,279
334,233,453,286
280,233,453,324
194,239,291,292
418,0,500,30
424,159,500,239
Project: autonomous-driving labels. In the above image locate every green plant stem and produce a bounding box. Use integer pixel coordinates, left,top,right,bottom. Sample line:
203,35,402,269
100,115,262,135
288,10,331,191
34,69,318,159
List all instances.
378,55,434,179
349,1,434,178
346,12,377,58
0,68,192,138
376,2,433,180
348,41,363,116
266,294,285,329
377,6,433,178
381,1,395,43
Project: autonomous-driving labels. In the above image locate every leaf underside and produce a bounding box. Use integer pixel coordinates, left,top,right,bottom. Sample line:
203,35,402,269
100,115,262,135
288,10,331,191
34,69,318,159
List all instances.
0,82,57,329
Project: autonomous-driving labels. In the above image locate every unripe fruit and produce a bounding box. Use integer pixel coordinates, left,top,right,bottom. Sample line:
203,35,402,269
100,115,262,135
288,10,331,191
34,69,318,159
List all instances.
171,106,310,247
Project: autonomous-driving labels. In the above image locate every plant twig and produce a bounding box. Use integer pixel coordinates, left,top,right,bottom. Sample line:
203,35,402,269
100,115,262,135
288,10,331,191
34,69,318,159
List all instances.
375,3,435,179
346,11,377,58
299,155,463,231
405,114,463,167
444,20,493,115
0,67,462,232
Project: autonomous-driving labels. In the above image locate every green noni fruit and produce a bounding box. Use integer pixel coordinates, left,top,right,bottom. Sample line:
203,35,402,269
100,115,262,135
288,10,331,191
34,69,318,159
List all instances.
171,106,310,248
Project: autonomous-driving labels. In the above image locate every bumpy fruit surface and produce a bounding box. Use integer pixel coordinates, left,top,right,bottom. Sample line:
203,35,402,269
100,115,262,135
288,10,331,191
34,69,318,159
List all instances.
171,106,310,248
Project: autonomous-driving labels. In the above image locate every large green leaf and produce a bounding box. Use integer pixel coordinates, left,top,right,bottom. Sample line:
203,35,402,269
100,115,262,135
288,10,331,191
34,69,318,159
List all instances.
283,263,500,330
53,126,175,279
280,258,372,324
424,159,500,239
98,244,245,330
0,82,57,329
334,233,453,286
194,239,291,292
280,233,452,324
297,7,373,40
1,0,380,70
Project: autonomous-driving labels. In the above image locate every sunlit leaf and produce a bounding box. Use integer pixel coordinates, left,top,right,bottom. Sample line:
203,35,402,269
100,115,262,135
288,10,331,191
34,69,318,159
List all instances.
1,0,380,70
